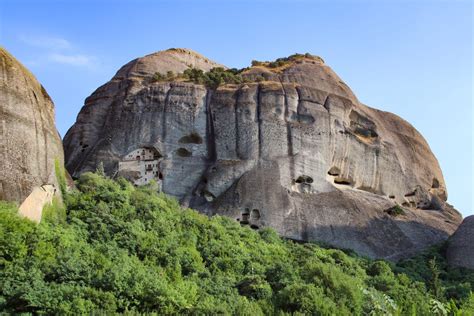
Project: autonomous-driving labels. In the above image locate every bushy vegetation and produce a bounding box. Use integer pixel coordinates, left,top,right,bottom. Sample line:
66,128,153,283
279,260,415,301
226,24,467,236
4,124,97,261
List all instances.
151,70,177,83
150,53,324,88
1,173,473,315
151,67,246,89
183,67,246,88
384,204,405,217
251,53,323,69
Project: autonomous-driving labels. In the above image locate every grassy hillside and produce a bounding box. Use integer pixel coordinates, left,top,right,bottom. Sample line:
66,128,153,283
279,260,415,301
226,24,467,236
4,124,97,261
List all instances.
1,172,473,315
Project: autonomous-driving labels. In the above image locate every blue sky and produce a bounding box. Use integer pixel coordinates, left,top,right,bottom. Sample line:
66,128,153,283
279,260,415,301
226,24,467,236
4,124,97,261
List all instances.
1,0,472,216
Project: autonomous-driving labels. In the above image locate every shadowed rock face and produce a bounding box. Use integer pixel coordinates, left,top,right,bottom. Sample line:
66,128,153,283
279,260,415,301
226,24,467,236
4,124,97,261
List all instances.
64,48,462,260
0,47,64,203
447,216,474,270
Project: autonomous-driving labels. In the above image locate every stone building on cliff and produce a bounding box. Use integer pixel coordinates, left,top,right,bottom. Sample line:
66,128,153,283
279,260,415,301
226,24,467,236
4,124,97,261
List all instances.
117,147,162,187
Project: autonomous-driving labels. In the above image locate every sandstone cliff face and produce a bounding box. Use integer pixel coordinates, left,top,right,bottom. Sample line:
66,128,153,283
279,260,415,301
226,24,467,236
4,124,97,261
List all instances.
64,48,461,260
447,216,474,270
0,47,64,204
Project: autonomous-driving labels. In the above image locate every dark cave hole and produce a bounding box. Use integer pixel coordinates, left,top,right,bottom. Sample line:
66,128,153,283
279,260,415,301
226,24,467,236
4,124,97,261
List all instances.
334,178,352,185
353,126,378,138
404,191,416,197
327,166,340,176
176,148,192,157
179,132,203,144
250,209,261,220
295,175,313,184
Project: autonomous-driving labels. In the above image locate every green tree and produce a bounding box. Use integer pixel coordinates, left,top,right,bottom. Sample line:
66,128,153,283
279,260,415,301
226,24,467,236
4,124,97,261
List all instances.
430,257,443,299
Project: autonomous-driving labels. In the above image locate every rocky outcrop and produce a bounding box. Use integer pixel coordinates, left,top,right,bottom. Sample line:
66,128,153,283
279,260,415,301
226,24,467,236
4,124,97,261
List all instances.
64,48,462,260
0,47,64,213
18,185,56,222
447,216,474,269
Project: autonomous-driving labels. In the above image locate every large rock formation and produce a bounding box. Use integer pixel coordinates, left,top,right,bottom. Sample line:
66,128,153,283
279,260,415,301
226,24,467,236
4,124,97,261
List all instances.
447,216,474,269
64,48,462,260
0,47,64,210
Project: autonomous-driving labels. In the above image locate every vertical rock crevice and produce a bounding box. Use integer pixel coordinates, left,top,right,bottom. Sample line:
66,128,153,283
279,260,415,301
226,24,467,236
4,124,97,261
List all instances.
161,83,172,141
205,89,217,162
256,84,263,160
234,88,241,160
278,76,296,183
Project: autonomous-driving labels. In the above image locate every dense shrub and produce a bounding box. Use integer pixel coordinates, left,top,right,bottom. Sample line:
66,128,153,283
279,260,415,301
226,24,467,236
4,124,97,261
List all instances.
183,67,244,88
385,204,405,216
0,173,473,314
251,53,323,69
150,53,323,88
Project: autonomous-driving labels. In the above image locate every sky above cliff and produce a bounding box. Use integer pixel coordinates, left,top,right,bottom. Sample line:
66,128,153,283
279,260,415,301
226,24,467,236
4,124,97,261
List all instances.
1,0,472,216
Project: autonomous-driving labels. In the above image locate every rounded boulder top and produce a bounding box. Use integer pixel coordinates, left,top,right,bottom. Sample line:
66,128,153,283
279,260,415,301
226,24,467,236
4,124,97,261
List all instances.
113,48,226,80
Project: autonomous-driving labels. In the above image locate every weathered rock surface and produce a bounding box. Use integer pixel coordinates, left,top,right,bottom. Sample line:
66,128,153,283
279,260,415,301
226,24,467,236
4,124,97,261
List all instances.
0,47,64,208
64,48,462,260
447,216,474,269
18,185,55,222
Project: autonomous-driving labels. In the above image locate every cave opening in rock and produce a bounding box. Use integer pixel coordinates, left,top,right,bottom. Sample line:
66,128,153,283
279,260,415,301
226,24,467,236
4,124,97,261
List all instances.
334,177,352,185
250,224,259,230
179,132,203,144
353,126,378,138
432,178,440,189
349,110,378,140
240,208,250,225
295,175,313,184
327,166,340,176
250,209,261,220
176,148,192,157
404,191,416,197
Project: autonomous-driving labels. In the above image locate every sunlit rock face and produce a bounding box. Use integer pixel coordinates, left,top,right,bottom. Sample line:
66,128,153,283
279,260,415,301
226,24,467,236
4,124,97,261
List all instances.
64,48,461,260
0,47,64,205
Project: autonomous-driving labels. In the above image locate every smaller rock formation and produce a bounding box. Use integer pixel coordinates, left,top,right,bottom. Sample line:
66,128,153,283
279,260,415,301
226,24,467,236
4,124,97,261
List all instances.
18,185,56,223
447,216,474,270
